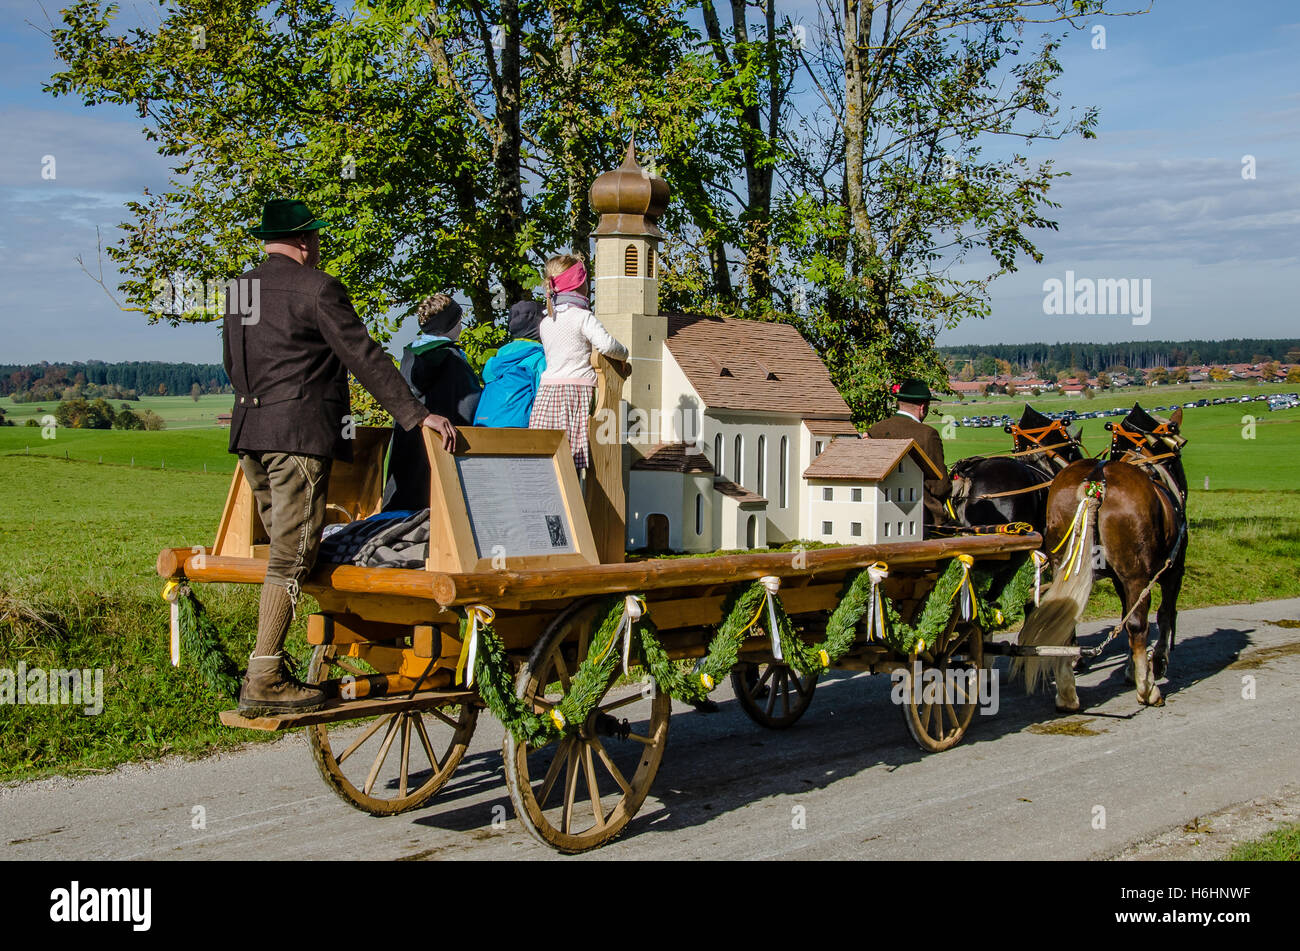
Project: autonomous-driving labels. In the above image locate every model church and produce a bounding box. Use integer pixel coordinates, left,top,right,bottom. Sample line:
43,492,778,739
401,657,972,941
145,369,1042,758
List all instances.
587,144,938,553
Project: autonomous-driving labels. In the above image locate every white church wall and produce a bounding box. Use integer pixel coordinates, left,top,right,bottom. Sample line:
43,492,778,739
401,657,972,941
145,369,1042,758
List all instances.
804,481,879,545
702,411,802,544
628,470,687,551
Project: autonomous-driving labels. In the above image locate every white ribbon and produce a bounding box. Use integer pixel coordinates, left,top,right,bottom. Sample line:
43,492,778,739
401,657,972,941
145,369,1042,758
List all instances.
759,576,783,661
866,562,889,641
1031,551,1049,606
621,595,645,676
462,605,495,688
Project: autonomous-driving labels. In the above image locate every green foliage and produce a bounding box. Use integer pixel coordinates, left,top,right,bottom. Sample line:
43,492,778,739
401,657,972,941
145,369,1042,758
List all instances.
458,321,510,376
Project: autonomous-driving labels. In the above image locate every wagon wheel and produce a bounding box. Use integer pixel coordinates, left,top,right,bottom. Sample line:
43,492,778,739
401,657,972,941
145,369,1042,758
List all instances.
503,597,671,853
731,662,818,729
306,644,477,816
898,615,988,754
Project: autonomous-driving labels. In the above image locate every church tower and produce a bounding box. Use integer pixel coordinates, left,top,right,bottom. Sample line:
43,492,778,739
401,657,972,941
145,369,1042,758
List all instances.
589,141,670,444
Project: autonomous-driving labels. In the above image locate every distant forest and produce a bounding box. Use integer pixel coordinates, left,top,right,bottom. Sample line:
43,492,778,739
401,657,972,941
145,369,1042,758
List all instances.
1,361,230,402
938,339,1300,377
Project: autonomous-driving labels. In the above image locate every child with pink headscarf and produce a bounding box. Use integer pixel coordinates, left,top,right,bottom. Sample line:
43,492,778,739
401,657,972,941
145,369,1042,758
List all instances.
528,254,628,471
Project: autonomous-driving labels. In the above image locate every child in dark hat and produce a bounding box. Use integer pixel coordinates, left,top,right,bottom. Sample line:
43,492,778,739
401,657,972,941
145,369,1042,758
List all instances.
382,293,483,510
473,300,547,428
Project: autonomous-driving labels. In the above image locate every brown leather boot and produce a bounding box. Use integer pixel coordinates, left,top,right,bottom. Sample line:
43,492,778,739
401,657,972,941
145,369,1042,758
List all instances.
238,654,327,717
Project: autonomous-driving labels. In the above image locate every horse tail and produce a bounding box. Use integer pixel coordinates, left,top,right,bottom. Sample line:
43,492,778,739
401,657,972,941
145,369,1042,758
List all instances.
1011,484,1101,693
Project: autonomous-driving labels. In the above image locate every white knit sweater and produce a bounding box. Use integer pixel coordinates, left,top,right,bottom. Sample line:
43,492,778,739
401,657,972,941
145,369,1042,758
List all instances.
537,302,629,386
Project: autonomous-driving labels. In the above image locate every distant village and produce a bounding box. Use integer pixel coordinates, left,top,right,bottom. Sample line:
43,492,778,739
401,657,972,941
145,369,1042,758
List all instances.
945,360,1300,399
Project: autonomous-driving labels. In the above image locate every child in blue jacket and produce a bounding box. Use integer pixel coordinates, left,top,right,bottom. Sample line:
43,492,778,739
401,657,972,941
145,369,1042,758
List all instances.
474,300,546,428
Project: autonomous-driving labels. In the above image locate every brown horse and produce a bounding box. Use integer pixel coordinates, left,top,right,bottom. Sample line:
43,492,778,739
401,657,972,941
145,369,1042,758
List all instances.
1013,406,1188,710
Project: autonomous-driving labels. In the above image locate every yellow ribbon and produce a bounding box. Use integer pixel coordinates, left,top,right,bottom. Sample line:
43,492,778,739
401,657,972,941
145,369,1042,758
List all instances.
1031,550,1049,605
457,605,495,687
162,581,181,667
866,561,889,641
818,649,830,669
948,553,977,621
699,673,714,690
549,708,567,730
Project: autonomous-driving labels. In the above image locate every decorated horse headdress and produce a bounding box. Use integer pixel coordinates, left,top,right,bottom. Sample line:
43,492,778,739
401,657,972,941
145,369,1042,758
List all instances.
1106,403,1187,463
1006,404,1081,468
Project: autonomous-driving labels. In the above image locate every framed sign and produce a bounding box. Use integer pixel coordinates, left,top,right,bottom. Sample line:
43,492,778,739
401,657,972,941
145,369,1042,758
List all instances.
423,427,599,573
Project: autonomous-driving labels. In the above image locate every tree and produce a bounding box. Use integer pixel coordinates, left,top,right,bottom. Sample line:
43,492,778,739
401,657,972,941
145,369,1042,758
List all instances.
1261,361,1280,382
1173,367,1189,383
157,383,167,396
114,404,144,430
1287,366,1300,384
1096,371,1110,389
958,361,975,382
1209,367,1230,382
190,382,202,401
1150,366,1169,385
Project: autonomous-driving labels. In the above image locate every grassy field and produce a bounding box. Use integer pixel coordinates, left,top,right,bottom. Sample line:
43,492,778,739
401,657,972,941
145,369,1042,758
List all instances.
1227,822,1300,860
0,379,1297,781
0,393,235,429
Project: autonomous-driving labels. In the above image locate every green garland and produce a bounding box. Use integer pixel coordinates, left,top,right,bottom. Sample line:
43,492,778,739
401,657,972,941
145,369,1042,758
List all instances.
465,596,629,747
464,554,1041,736
175,584,241,698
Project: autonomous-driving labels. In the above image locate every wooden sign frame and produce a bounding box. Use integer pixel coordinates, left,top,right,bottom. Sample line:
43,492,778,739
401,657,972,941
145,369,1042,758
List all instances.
423,427,599,573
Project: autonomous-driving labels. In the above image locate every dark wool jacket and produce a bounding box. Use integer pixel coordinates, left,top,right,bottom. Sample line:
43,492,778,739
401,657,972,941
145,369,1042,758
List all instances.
865,411,952,528
222,254,428,462
381,339,482,511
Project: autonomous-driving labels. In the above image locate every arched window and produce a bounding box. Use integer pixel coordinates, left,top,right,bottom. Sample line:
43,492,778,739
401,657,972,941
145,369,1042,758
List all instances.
624,244,639,277
756,435,766,497
746,514,757,549
695,493,703,535
714,433,724,474
779,436,788,508
647,246,656,278
733,434,743,484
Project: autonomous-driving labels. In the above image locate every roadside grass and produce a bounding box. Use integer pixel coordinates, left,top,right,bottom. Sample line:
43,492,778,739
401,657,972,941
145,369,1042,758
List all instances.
0,455,317,781
1226,822,1300,861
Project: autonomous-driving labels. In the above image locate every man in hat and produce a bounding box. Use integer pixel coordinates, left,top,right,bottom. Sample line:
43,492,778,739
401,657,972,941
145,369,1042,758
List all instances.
381,292,483,510
865,378,952,536
224,198,457,717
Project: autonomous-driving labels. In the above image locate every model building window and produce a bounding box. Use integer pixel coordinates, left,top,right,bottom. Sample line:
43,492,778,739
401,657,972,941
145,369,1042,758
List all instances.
733,434,743,484
897,521,903,536
822,520,833,536
897,487,906,502
714,433,724,473
908,520,916,535
647,246,656,278
850,522,862,537
696,493,703,535
624,244,638,276
884,521,891,537
909,487,916,502
756,435,766,497
851,487,862,502
822,486,833,501
779,436,789,508
880,486,888,500
814,439,824,457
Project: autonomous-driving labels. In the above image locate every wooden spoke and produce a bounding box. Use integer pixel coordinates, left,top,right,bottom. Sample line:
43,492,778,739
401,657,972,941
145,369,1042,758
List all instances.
363,715,401,796
537,738,572,808
335,712,394,767
307,643,478,817
399,715,411,799
599,691,643,714
582,743,605,830
412,713,441,773
561,747,580,835
732,661,818,730
589,736,632,796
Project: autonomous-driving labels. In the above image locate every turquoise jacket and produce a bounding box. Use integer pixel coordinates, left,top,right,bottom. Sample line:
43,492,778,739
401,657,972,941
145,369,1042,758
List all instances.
473,339,546,428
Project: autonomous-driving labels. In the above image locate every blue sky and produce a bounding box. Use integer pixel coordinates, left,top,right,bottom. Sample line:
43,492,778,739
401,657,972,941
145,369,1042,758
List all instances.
0,0,1297,364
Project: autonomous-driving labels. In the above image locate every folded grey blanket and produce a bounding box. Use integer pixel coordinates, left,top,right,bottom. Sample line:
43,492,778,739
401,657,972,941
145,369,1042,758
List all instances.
319,509,430,569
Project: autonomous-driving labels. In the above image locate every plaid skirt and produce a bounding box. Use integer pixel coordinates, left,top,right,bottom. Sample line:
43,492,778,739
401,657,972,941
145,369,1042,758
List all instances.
529,383,595,470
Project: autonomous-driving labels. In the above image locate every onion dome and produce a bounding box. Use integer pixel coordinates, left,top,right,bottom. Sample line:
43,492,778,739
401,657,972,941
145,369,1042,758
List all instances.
590,139,669,238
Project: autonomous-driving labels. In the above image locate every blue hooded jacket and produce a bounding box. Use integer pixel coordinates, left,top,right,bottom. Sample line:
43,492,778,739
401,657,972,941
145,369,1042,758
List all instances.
473,338,546,428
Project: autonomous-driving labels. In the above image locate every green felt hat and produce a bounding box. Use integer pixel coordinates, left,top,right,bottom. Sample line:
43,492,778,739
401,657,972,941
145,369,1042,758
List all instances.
891,378,934,402
248,199,328,240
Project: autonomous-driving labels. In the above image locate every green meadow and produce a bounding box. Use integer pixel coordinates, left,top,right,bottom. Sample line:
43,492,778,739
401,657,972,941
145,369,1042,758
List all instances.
0,381,1297,780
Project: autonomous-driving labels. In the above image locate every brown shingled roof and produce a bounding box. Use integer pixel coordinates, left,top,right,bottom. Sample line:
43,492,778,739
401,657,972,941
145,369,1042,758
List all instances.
664,314,852,418
630,442,714,473
804,418,859,435
712,477,767,505
802,438,941,481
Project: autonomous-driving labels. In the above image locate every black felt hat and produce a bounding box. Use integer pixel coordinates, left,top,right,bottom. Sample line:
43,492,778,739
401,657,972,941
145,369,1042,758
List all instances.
248,199,328,240
509,300,544,340
891,378,934,402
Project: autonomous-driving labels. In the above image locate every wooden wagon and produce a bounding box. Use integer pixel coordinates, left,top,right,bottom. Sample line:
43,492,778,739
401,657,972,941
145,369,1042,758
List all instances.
157,362,1045,853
